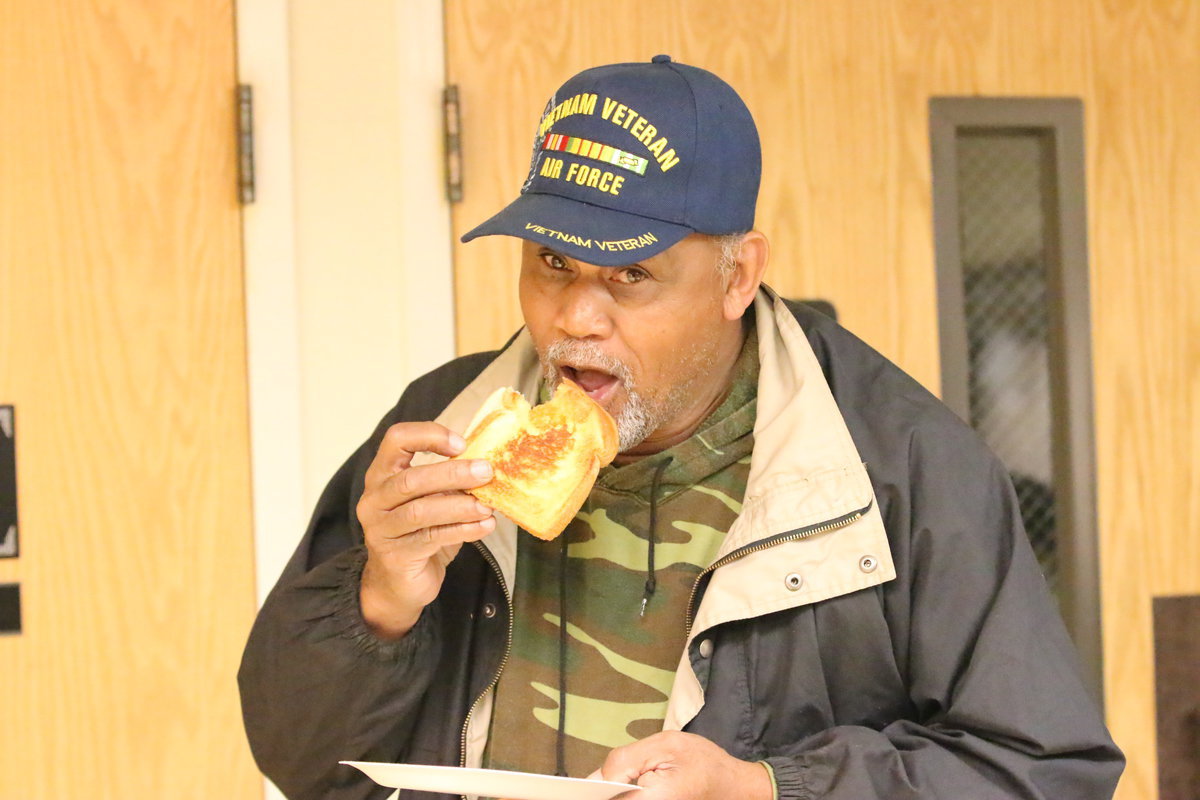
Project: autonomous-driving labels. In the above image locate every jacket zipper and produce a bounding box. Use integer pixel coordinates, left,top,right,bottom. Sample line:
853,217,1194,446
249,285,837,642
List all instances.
458,540,514,784
685,502,871,633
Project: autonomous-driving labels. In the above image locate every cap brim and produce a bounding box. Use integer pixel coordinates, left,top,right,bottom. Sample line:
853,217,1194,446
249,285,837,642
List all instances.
461,192,694,267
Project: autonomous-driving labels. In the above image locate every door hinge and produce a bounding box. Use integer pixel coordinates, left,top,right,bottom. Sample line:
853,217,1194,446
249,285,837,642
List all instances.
443,84,463,203
237,84,256,204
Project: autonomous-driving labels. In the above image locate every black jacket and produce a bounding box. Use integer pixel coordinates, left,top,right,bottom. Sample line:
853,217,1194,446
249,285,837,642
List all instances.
239,291,1123,799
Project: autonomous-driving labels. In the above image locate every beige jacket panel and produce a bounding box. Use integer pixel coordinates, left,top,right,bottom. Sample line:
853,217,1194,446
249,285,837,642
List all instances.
663,290,894,730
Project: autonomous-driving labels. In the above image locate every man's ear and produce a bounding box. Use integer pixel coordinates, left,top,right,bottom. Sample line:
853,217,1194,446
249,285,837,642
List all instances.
722,230,770,321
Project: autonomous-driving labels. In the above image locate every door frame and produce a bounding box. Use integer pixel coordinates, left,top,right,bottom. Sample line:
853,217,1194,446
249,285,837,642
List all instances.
235,2,454,794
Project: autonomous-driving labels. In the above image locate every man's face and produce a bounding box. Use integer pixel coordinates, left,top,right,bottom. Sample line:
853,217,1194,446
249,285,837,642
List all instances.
519,235,737,453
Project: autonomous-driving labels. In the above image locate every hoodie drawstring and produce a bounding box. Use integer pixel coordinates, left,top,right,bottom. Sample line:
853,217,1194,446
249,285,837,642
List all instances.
554,532,569,776
641,455,673,616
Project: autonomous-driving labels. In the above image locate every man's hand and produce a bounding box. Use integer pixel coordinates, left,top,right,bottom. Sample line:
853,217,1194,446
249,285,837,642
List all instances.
591,731,774,800
356,421,495,639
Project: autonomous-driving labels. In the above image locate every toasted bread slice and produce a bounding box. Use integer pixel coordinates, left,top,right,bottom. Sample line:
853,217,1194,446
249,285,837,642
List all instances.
456,380,619,540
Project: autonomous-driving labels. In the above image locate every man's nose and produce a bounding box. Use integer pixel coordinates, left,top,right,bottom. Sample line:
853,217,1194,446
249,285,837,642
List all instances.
555,279,614,340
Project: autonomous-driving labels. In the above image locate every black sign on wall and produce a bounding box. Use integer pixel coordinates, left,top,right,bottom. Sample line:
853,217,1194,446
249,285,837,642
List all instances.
0,405,17,559
0,584,20,634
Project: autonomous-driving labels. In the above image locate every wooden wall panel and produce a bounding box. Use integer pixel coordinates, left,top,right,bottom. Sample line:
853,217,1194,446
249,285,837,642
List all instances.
0,1,259,798
446,2,1200,798
1086,4,1200,799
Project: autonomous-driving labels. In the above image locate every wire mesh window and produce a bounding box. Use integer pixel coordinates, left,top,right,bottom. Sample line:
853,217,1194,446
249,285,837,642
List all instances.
957,131,1059,586
930,98,1101,698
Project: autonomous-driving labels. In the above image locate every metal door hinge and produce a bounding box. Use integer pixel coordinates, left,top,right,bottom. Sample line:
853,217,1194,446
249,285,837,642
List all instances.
237,84,255,204
444,85,463,203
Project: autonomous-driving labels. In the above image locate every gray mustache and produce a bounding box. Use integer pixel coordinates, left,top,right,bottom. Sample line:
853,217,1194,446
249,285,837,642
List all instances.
543,339,635,388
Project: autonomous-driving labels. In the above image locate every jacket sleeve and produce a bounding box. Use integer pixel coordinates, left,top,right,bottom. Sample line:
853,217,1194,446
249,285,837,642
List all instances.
765,415,1124,800
237,433,446,800
237,351,500,799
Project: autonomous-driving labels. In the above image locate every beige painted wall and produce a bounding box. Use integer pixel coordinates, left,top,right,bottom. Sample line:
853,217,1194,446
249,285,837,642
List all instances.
238,0,455,597
287,0,456,513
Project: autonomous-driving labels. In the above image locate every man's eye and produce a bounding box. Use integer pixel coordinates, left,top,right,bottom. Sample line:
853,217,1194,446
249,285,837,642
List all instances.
615,267,648,284
541,252,569,270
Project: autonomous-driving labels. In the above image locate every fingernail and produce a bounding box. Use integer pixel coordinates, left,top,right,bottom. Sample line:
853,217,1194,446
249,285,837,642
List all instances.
448,432,466,452
470,460,492,479
475,500,491,515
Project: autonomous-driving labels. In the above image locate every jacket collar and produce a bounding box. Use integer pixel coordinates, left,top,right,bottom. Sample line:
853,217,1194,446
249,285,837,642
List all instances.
413,285,895,598
726,288,880,553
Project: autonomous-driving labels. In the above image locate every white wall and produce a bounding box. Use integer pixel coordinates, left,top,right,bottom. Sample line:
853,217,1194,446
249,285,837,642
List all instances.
236,2,454,797
288,0,456,510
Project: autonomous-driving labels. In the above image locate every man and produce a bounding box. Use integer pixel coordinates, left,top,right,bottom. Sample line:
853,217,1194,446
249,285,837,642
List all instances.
239,56,1123,799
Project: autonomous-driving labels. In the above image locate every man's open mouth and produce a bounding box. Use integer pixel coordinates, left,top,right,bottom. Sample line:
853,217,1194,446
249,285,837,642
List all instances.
559,365,621,405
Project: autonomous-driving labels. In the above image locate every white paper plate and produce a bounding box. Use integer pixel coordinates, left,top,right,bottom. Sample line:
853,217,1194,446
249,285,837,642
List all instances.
341,761,642,800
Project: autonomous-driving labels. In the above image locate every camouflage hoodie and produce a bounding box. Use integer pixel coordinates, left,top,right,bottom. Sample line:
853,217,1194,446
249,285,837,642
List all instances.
487,327,759,776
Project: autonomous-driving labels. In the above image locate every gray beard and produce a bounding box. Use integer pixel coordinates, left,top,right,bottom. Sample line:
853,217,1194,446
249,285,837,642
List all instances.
542,339,674,452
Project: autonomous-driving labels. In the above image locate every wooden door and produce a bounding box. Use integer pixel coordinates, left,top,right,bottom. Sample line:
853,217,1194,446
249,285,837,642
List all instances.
0,1,260,798
445,3,1200,799
443,1,943,387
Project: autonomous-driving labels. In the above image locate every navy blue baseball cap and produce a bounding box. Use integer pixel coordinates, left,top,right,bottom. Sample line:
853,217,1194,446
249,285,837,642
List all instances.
461,55,761,266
